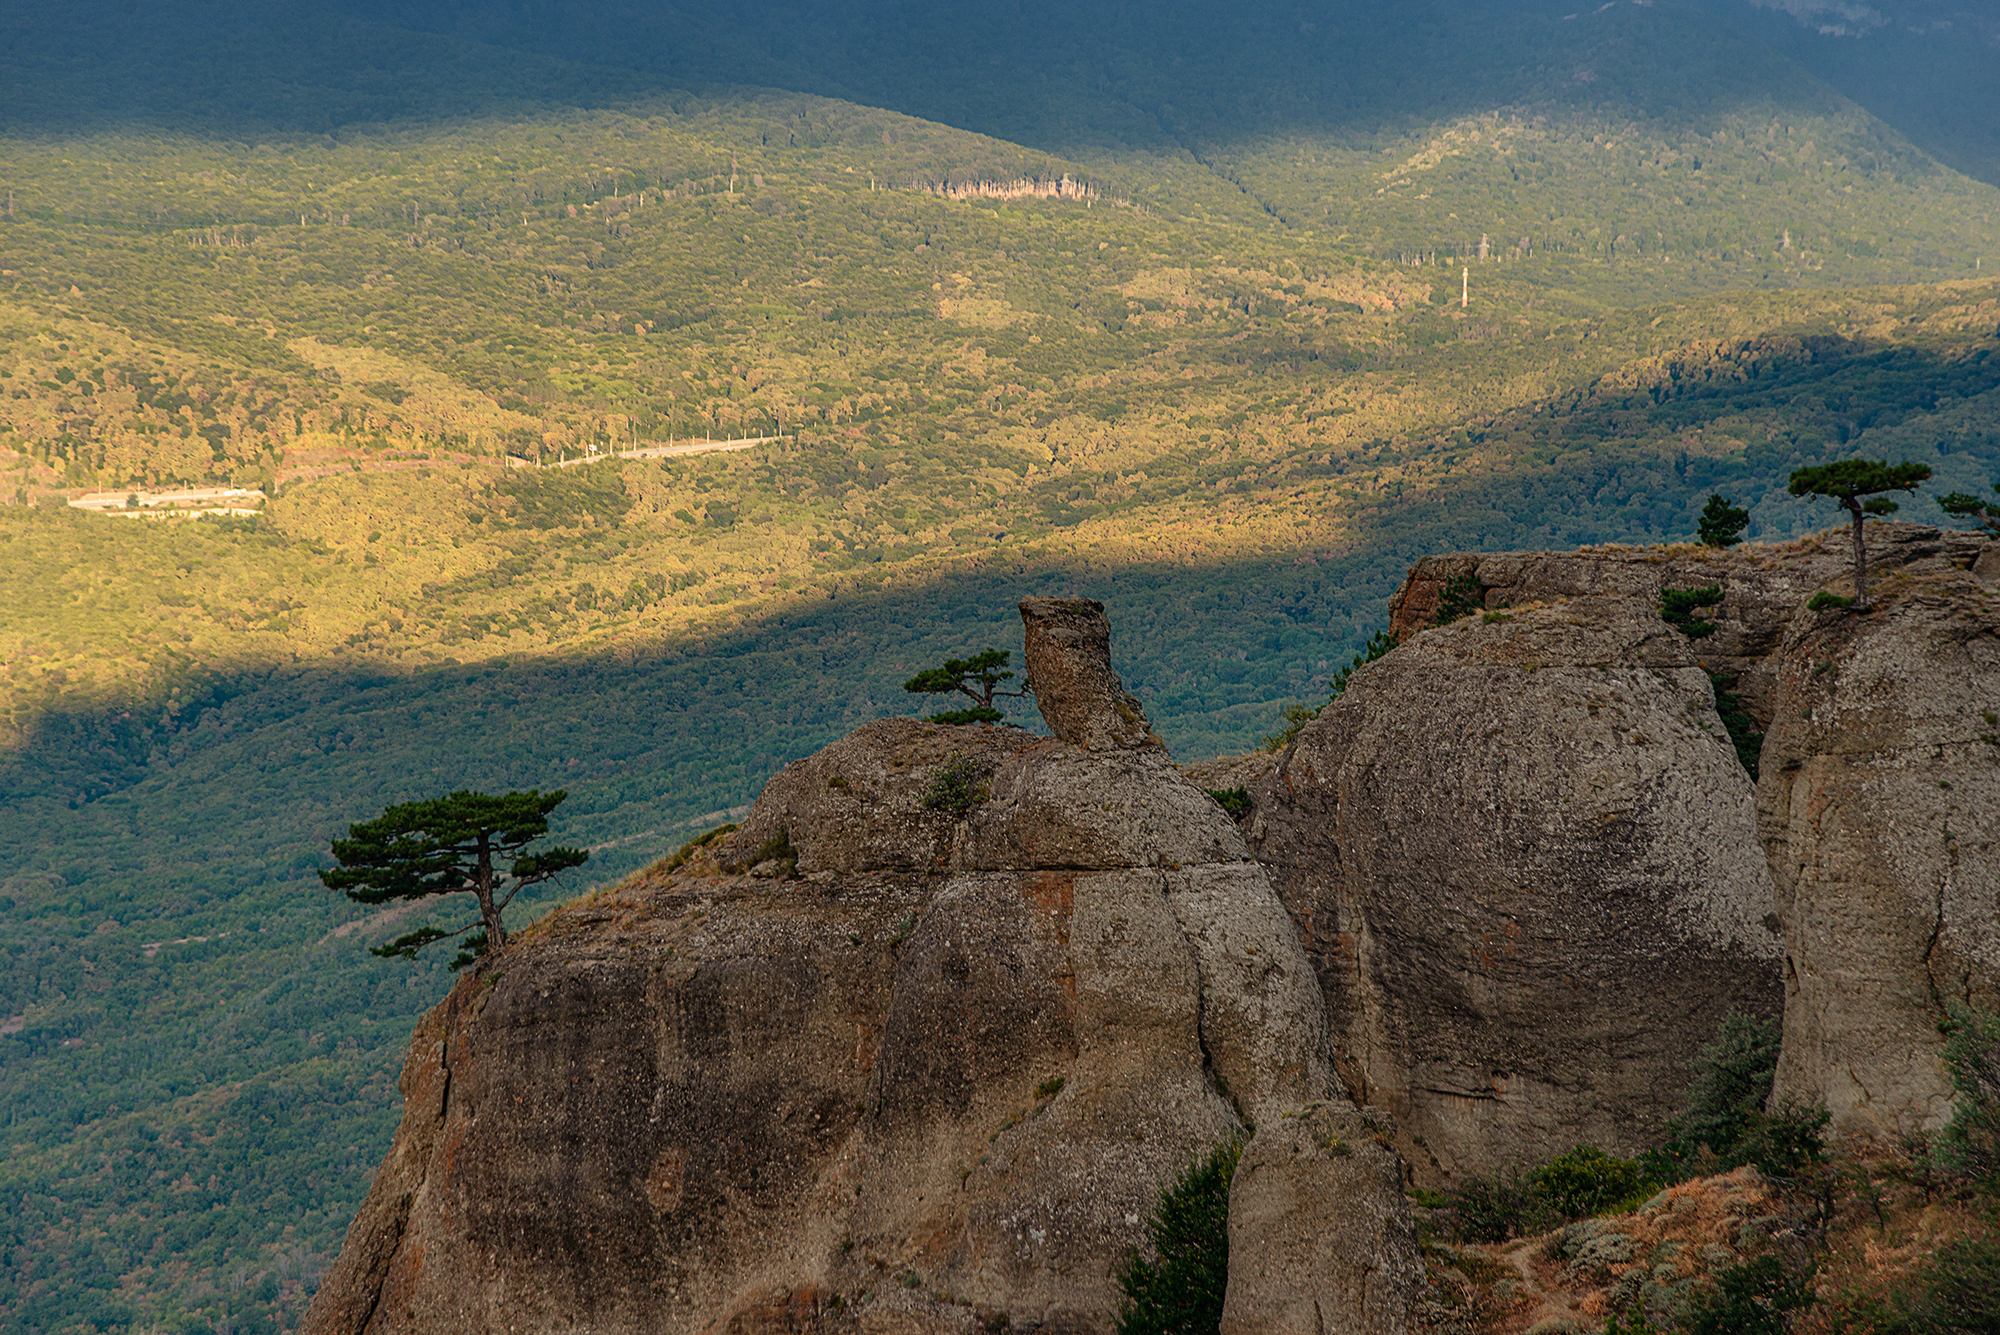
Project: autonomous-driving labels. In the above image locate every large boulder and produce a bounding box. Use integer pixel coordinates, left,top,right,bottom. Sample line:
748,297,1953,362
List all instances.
1760,562,2000,1136
1251,595,1785,1181
304,597,1419,1335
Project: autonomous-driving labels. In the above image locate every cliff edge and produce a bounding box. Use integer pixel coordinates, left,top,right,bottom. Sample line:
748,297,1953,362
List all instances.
304,597,1420,1335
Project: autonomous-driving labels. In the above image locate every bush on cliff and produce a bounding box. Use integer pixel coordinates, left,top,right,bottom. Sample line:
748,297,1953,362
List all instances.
1875,1233,2000,1335
1660,1013,1828,1181
1935,1001,2000,1193
1681,1255,1817,1335
1116,1140,1241,1335
1431,1147,1654,1242
920,751,990,813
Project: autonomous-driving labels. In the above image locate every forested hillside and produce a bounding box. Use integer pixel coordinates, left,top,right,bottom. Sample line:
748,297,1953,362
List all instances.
3,1,1999,1331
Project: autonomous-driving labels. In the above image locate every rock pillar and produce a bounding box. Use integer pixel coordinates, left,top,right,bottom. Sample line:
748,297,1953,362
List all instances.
1017,596,1158,750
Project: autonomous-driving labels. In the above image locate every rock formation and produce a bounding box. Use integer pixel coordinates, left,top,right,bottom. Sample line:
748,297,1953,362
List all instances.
1387,524,1991,731
1250,594,1785,1181
305,597,1420,1335
307,523,2000,1335
1270,522,2000,1160
1759,561,2000,1136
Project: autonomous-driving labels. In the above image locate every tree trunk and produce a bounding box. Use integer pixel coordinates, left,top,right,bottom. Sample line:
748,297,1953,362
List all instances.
474,834,506,954
1847,500,1869,607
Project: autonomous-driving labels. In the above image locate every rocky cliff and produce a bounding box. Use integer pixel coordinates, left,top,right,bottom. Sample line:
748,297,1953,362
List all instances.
304,598,1420,1335
1758,559,2000,1136
1249,522,1998,1168
1250,593,1785,1182
308,524,2000,1335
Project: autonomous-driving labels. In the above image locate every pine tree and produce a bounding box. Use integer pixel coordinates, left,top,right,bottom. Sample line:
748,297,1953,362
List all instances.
1788,459,1932,607
321,789,587,967
1696,493,1749,548
903,648,1031,725
1937,481,2000,533
1116,1141,1241,1335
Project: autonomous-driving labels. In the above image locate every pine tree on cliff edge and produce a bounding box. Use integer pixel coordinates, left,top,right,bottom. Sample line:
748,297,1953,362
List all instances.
1788,459,1931,609
321,788,587,968
1697,493,1750,548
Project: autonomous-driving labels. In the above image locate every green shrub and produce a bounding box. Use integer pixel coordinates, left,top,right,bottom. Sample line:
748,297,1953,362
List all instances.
1682,1255,1816,1335
1885,1232,2000,1335
1670,1014,1782,1160
921,751,989,814
1935,1002,2000,1192
1738,1097,1833,1180
1434,1146,1655,1243
1661,1014,1828,1181
751,831,799,865
1707,672,1765,780
1533,1146,1656,1220
1432,573,1485,626
1258,628,1399,752
1204,787,1251,818
1698,494,1751,548
1116,1140,1241,1335
656,822,738,874
1808,591,1856,612
1257,702,1320,754
1434,1166,1558,1243
1661,585,1724,638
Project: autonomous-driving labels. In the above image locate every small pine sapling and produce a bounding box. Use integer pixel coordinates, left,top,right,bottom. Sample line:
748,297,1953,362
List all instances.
1697,494,1750,548
1660,585,1724,638
1115,1140,1240,1335
1431,573,1485,625
1259,628,1400,752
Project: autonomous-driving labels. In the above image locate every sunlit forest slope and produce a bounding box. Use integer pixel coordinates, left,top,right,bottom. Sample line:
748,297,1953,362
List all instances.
2,1,1998,1331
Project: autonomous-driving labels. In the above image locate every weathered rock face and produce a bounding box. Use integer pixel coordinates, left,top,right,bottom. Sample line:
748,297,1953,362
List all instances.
1760,565,2000,1136
306,598,1420,1335
1018,596,1160,752
1251,595,1786,1181
1388,524,1992,730
1342,523,2000,1158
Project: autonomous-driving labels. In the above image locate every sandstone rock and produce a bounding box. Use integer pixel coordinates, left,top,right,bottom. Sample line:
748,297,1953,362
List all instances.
307,600,1419,1335
1759,567,2000,1135
1974,540,2000,585
1251,595,1784,1181
1182,751,1278,801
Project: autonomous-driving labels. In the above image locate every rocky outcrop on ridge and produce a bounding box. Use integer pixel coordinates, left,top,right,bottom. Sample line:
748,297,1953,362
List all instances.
1759,563,2000,1136
1250,595,1786,1182
1256,522,2000,1162
304,597,1420,1335
307,523,2000,1335
1387,524,1992,730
